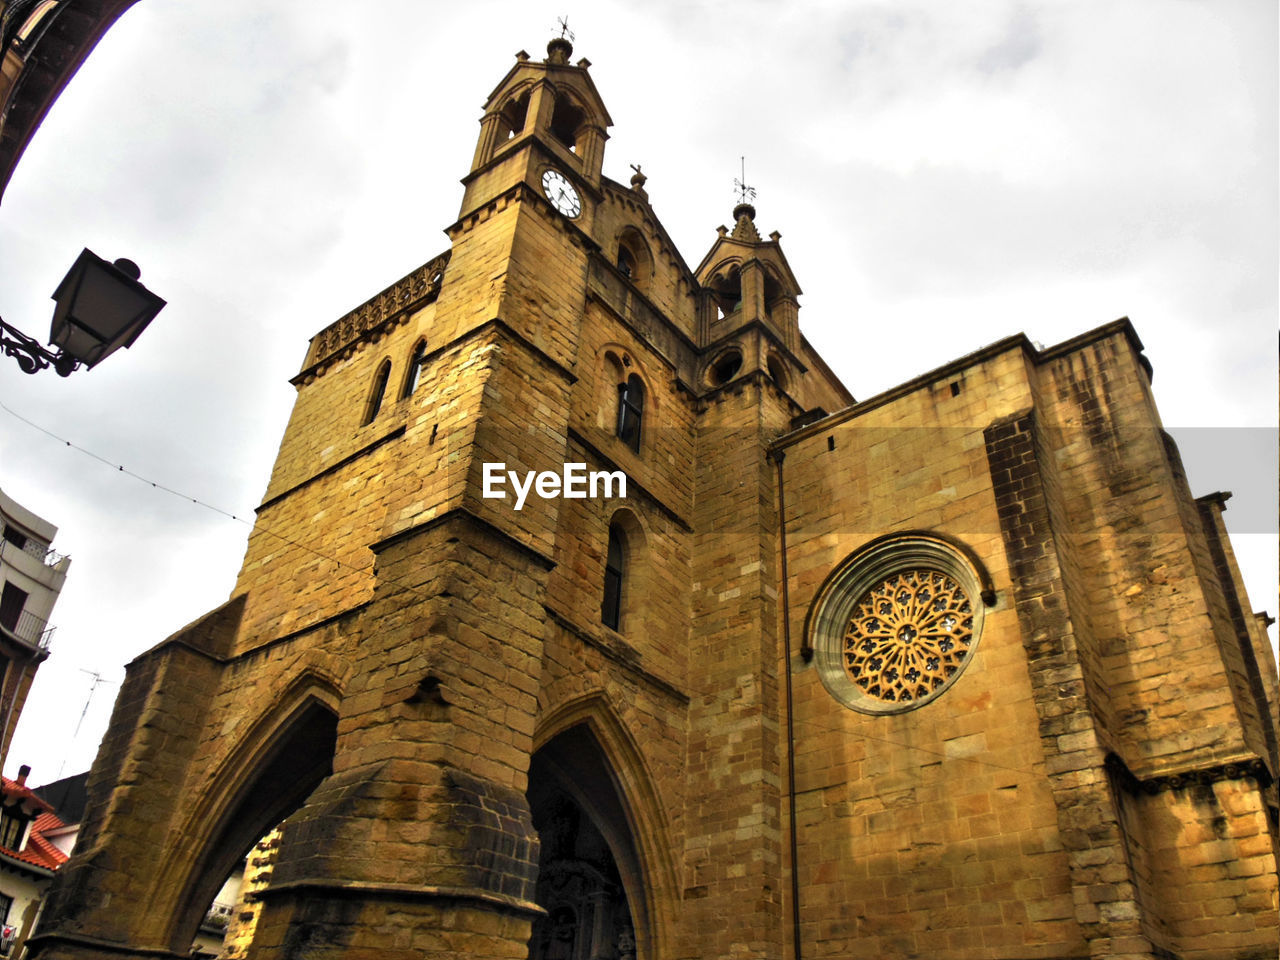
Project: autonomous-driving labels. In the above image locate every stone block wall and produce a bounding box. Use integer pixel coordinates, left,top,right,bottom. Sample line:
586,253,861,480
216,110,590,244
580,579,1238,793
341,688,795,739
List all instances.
779,344,1087,959
771,324,1277,960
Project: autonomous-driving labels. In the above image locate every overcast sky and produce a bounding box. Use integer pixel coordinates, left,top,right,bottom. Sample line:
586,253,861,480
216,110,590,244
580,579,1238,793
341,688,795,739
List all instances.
0,1,1275,782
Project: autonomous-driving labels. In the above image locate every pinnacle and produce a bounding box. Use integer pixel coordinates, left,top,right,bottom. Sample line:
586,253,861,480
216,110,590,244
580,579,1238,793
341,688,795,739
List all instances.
731,203,760,242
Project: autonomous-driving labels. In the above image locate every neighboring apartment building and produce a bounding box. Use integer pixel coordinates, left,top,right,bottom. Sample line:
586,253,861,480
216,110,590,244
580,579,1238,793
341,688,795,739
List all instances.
0,488,67,770
31,35,1279,960
0,768,68,957
0,0,139,204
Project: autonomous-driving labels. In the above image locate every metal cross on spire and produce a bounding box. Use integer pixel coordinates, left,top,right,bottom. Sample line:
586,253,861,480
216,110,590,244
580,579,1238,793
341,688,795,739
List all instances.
556,16,575,42
733,156,756,206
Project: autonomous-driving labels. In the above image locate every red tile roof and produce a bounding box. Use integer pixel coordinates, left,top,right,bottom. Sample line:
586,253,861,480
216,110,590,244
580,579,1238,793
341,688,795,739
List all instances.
0,776,52,814
0,778,68,873
13,812,69,871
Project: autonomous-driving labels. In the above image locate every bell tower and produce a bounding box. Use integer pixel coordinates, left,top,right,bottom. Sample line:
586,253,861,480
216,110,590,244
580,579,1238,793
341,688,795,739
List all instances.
694,200,806,396
460,35,611,239
31,35,629,960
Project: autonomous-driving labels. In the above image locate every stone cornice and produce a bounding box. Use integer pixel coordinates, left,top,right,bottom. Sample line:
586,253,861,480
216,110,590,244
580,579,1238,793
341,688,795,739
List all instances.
370,506,556,572
565,426,690,531
1107,752,1273,793
771,318,1146,453
256,426,406,513
260,878,544,918
543,605,690,704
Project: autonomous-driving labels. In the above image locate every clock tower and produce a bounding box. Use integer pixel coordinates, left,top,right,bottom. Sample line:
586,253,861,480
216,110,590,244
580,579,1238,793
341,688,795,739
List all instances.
462,36,608,228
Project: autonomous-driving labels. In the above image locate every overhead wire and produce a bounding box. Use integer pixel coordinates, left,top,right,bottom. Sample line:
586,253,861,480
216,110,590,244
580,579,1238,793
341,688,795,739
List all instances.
0,396,1063,784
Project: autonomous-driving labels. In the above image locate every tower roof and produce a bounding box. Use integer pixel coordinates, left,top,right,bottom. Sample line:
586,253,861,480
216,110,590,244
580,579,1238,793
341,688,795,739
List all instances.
695,203,803,296
481,40,613,129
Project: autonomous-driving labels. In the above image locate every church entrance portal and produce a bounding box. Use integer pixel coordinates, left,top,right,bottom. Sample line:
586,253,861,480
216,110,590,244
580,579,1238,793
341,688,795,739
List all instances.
527,725,645,960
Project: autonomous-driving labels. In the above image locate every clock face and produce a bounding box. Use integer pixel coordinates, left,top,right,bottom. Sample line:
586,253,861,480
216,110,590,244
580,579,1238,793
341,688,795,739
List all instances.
541,169,582,219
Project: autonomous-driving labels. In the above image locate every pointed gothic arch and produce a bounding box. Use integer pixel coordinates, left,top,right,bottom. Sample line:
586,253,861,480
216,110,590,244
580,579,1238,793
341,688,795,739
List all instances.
550,90,588,154
401,337,428,398
362,357,392,425
615,226,653,290
532,695,678,960
496,84,532,142
707,260,743,320
146,675,341,952
761,263,785,316
598,345,658,452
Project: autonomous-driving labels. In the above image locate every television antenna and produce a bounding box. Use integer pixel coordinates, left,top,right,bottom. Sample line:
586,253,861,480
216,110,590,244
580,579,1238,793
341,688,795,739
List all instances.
55,669,112,779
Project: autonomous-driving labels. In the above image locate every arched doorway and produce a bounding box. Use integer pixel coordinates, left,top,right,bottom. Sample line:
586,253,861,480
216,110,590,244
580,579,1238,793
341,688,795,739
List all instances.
527,725,646,960
167,697,338,953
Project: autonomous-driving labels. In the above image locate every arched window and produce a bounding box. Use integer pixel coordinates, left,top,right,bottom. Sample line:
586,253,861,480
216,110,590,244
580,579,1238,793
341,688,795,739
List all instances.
497,90,530,141
551,96,586,154
615,229,652,290
602,524,625,630
616,374,644,453
766,353,788,392
402,340,427,398
363,360,391,425
709,265,742,319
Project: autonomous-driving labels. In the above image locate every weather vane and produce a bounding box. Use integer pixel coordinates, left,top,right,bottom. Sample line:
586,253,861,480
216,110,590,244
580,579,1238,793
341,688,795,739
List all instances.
556,16,575,42
734,156,756,205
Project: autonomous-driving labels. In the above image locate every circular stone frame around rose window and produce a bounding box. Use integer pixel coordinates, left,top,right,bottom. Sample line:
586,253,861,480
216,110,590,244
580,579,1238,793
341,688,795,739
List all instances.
808,535,988,715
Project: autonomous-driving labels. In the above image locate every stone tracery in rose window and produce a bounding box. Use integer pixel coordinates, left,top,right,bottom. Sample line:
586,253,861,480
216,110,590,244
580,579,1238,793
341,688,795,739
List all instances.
842,569,974,705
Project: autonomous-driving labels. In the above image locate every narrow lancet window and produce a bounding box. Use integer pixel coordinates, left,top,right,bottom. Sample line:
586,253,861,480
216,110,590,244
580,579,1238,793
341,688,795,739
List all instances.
616,374,644,453
363,360,391,425
402,340,427,398
602,524,625,630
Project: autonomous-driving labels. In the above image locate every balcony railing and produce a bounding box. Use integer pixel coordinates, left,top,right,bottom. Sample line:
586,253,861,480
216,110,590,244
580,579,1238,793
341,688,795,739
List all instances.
0,609,54,651
0,530,68,568
26,540,65,567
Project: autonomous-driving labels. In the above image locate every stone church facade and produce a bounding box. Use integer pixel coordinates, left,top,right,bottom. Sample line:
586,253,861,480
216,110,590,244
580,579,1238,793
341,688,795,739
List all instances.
29,36,1278,960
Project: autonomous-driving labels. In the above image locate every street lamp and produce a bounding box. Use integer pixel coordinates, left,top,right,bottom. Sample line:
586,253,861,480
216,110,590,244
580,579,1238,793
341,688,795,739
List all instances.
0,248,165,376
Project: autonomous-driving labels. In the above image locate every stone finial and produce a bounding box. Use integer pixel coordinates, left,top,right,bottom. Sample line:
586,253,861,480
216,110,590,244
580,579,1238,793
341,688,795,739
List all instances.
731,203,761,242
547,36,573,64
629,163,648,198
515,50,530,62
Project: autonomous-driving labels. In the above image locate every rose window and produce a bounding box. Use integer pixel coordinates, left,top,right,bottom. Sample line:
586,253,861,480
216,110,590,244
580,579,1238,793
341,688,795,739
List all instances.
842,569,974,705
808,536,990,715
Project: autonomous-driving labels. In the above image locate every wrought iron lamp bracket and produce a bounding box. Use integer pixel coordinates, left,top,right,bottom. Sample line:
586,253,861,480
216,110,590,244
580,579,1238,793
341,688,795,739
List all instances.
0,317,77,376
